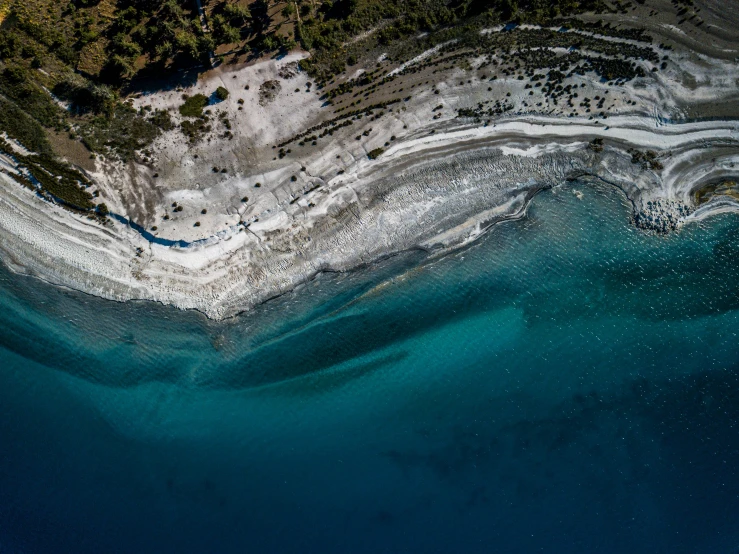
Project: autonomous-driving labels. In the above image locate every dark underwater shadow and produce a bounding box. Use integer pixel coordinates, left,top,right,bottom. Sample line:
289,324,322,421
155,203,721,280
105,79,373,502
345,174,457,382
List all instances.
380,361,739,551
247,351,409,398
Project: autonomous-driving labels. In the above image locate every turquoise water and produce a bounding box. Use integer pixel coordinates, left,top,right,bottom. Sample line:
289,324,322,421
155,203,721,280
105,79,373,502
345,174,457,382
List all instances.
1,184,739,553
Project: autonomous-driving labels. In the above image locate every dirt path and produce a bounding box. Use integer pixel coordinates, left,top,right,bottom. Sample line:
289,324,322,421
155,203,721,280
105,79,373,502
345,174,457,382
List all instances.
193,0,216,68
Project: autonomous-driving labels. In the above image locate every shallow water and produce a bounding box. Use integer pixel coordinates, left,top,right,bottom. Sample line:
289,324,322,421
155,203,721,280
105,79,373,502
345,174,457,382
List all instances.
1,184,738,553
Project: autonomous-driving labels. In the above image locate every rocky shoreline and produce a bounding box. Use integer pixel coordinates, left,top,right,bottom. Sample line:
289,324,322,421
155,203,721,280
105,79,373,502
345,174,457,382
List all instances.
0,113,738,319
632,199,694,234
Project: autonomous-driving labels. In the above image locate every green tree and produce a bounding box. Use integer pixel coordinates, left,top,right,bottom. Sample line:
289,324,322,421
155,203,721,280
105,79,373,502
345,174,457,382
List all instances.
224,4,251,24
212,14,240,44
261,34,278,50
97,202,109,216
112,34,143,58
155,41,173,61
279,36,297,51
197,35,215,55
161,0,185,21
501,0,518,20
107,54,136,79
174,29,199,58
3,65,27,83
220,24,241,44
115,7,139,33
281,3,295,18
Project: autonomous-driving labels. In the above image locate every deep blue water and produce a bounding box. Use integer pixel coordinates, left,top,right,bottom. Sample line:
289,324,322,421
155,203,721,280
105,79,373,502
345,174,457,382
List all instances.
1,184,738,553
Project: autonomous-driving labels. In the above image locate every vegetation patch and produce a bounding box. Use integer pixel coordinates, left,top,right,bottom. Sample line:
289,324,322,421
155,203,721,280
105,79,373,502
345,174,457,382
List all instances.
278,99,401,148
0,135,96,211
296,0,616,83
0,97,53,156
0,66,67,131
0,0,693,218
77,103,163,161
259,80,281,105
181,118,211,144
179,94,210,118
694,180,739,205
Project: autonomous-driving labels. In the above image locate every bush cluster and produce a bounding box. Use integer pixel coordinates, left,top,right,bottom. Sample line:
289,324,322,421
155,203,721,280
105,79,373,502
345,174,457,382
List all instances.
179,94,210,118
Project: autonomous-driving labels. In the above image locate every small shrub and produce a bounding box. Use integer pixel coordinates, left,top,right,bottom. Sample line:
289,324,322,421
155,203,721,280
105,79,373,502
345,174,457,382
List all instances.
588,138,604,152
368,147,384,160
215,86,229,101
149,109,174,131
